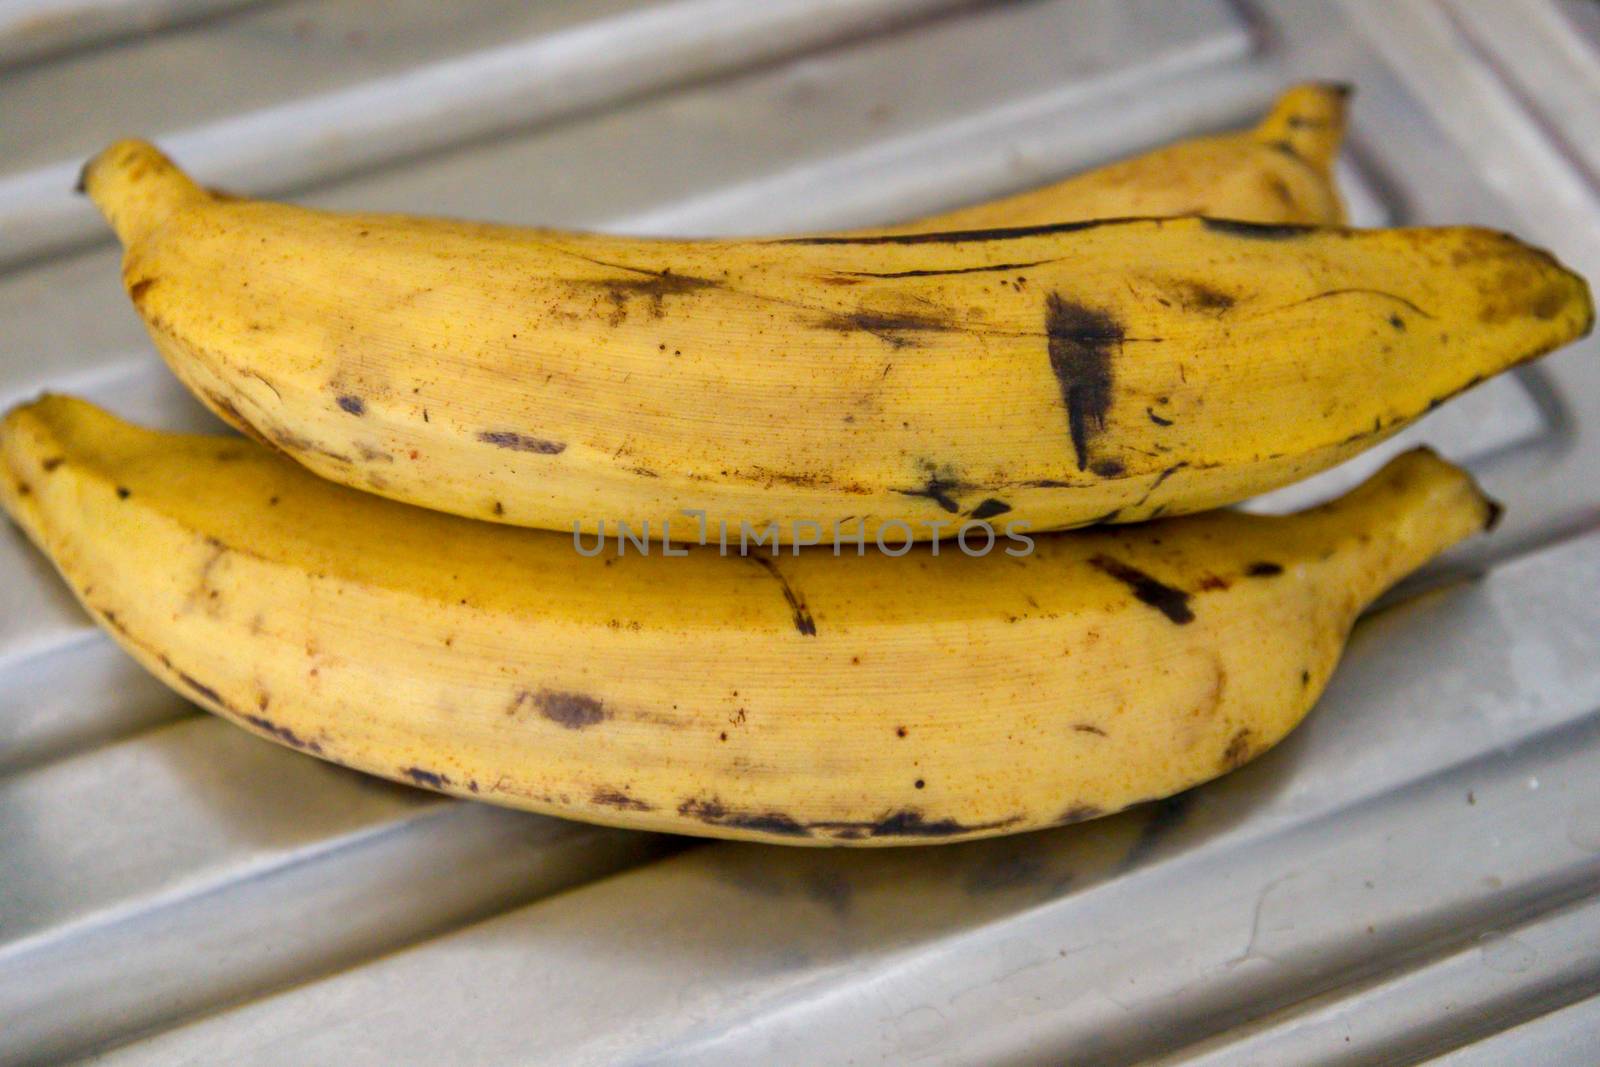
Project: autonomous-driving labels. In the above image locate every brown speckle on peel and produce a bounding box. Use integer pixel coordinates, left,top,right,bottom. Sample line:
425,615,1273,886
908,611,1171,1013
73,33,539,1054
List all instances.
1088,555,1194,624
476,430,566,455
128,278,156,305
1090,459,1125,478
116,486,131,499
534,689,607,729
1221,728,1254,770
592,788,653,811
896,726,908,738
336,395,365,416
1196,574,1230,592
492,501,504,517
1045,293,1121,471
40,457,64,472
1071,723,1107,736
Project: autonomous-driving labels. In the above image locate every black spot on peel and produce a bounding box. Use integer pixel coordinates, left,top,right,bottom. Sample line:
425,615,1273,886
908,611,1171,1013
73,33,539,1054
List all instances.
1200,218,1314,240
243,714,323,753
402,767,450,789
967,498,1011,520
593,788,654,812
336,395,365,416
749,555,817,636
1090,459,1125,478
1147,408,1173,427
476,431,566,455
1088,555,1194,623
116,486,130,499
128,278,156,305
1045,294,1121,471
895,466,967,513
1245,562,1284,577
1389,314,1406,331
534,690,607,729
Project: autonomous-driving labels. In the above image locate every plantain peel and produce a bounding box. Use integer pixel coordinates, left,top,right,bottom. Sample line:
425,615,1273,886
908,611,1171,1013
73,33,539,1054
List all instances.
881,81,1352,233
80,125,1587,545
1,397,1499,844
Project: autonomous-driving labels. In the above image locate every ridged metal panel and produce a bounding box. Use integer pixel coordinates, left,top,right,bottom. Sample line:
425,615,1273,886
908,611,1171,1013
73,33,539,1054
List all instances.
0,1,1596,1062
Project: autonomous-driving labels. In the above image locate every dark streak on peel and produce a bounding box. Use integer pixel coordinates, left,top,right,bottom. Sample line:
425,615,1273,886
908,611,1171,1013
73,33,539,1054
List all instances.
1088,555,1194,624
1045,294,1121,471
1200,218,1315,240
1245,562,1284,577
402,767,450,789
779,217,1121,245
836,258,1054,279
749,555,817,636
244,714,323,753
678,798,811,837
809,809,1022,839
175,671,224,706
819,309,954,349
477,430,567,455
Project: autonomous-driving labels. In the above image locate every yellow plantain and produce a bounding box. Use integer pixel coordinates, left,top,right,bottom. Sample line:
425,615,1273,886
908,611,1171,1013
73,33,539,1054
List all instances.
82,136,1587,542
2,396,1498,844
883,81,1350,232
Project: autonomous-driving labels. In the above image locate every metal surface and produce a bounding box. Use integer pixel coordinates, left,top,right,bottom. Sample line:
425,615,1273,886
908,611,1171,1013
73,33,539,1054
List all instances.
0,1,1596,1063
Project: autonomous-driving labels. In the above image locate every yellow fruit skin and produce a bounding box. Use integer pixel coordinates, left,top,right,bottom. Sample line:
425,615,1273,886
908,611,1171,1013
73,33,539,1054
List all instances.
884,82,1350,232
2,396,1497,845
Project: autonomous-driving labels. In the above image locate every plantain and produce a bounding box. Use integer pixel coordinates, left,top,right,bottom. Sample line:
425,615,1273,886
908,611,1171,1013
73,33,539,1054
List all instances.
82,132,1587,542
1,396,1499,844
882,81,1350,233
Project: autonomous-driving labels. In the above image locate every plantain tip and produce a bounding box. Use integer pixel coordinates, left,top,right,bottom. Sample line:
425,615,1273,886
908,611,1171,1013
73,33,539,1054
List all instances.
1482,497,1506,533
80,139,205,248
